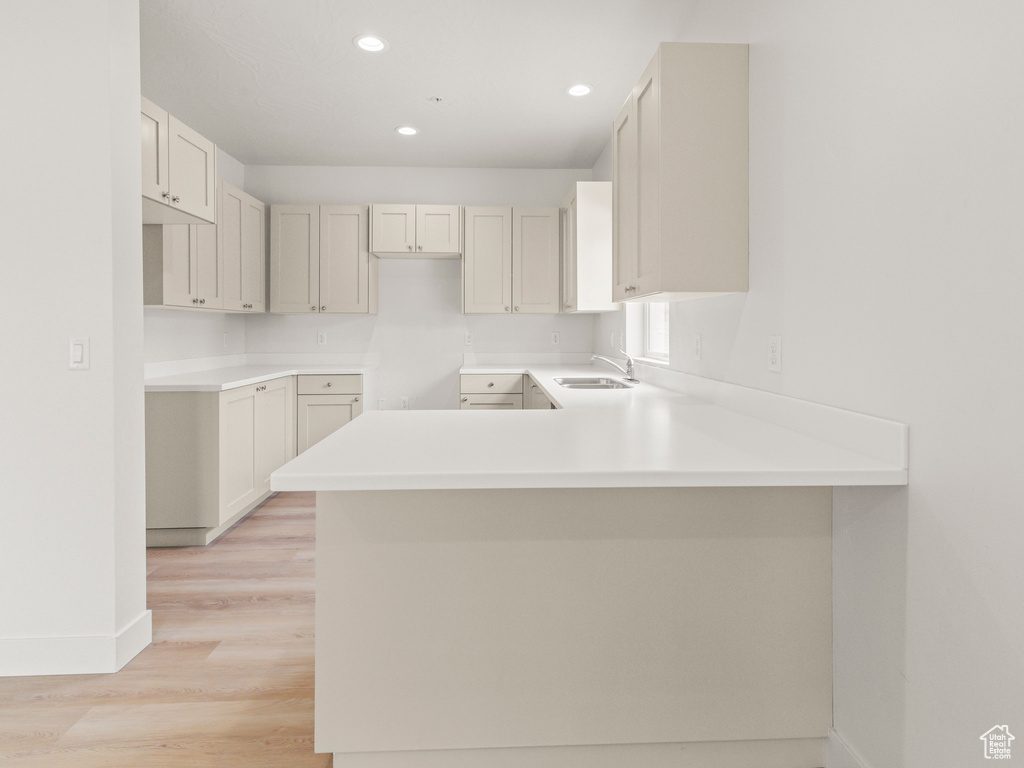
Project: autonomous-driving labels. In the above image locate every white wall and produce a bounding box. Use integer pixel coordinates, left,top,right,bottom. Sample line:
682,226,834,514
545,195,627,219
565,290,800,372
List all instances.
0,0,149,674
598,3,1024,766
241,166,597,409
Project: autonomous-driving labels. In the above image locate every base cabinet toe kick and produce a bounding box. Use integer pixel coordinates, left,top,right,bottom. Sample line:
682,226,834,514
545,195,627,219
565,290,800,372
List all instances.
315,486,833,768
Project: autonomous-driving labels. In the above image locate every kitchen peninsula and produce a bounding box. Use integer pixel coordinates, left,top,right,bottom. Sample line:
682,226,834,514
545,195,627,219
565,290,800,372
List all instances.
272,364,907,768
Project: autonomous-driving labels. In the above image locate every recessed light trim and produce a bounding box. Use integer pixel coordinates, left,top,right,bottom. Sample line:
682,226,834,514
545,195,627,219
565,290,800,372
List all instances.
354,35,388,52
395,126,418,136
567,84,592,97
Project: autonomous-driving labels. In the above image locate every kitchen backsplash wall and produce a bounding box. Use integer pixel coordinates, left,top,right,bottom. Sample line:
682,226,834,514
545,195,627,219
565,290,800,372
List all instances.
145,164,599,409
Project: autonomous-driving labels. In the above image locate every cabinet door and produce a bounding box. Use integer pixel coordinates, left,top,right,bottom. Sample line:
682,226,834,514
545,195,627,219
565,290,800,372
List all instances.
143,223,196,308
297,394,362,454
416,205,461,254
612,97,637,302
463,207,512,314
168,114,216,224
459,394,523,410
219,181,245,311
561,191,577,312
256,377,296,495
219,385,259,524
270,204,320,313
194,222,222,309
633,57,662,298
140,96,168,203
525,377,554,410
321,205,374,313
371,204,415,254
241,193,266,312
512,207,560,314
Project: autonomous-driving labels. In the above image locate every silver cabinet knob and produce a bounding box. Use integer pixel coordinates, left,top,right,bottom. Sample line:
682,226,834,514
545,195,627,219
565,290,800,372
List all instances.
505,306,510,312
417,245,422,251
311,305,317,311
321,306,326,311
487,382,494,388
326,382,332,387
192,298,199,304
408,244,413,251
353,397,360,402
171,196,180,203
161,191,170,199
199,298,205,304
514,306,519,312
461,397,468,402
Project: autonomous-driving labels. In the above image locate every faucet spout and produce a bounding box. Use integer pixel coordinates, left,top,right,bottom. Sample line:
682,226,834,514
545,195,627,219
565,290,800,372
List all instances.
591,352,639,383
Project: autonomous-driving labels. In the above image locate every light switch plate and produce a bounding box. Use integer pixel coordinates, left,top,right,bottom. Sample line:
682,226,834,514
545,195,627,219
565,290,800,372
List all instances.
69,337,90,370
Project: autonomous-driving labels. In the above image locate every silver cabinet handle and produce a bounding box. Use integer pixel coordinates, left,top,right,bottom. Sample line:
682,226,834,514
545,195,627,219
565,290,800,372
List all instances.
408,244,413,251
199,298,205,304
326,382,332,387
461,397,468,402
353,397,360,402
321,306,326,311
514,306,519,312
192,298,199,304
311,305,317,311
161,191,170,199
172,196,180,203
505,306,510,312
417,245,422,251
487,382,494,387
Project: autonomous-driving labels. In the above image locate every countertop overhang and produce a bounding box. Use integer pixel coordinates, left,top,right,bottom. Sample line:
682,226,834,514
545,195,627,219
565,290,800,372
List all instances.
272,364,908,491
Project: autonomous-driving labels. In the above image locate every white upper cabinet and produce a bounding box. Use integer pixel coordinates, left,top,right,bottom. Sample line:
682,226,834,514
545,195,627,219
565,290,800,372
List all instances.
463,207,560,314
462,207,512,314
511,207,561,314
143,221,221,310
371,204,462,257
561,182,617,313
141,96,217,225
612,42,749,302
219,181,266,312
270,204,377,314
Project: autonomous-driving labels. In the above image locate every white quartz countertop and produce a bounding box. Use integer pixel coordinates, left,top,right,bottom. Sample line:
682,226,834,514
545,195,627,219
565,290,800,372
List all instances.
272,364,908,491
145,364,368,392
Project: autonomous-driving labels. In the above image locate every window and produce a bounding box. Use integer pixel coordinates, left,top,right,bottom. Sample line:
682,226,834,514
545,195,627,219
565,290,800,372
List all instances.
643,302,670,362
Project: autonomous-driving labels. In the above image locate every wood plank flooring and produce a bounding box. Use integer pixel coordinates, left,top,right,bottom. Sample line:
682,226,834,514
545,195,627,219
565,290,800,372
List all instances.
0,492,331,768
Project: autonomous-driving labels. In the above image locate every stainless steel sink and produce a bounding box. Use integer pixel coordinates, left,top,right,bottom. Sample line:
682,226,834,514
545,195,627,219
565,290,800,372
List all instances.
553,377,633,390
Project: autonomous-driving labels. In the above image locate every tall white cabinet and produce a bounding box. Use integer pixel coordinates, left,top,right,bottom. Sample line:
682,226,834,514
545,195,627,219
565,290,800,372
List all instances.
270,204,378,314
219,181,265,312
613,42,749,301
463,206,560,314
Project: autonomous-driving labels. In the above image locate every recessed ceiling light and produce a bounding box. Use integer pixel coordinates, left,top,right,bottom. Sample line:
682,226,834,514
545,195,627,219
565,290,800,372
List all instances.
354,35,388,52
567,84,592,97
395,126,418,136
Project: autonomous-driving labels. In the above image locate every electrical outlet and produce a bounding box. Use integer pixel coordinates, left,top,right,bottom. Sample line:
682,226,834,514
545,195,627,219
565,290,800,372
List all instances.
400,397,409,410
377,398,386,410
465,333,473,346
768,336,782,373
317,331,328,346
551,332,559,345
694,333,702,361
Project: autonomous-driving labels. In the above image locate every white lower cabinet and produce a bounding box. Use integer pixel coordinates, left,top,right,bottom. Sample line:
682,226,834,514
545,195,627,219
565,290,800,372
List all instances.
460,374,524,410
296,374,363,454
146,376,296,546
525,376,555,409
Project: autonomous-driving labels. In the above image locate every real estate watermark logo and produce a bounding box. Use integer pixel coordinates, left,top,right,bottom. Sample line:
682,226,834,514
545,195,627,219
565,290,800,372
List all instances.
980,725,1014,759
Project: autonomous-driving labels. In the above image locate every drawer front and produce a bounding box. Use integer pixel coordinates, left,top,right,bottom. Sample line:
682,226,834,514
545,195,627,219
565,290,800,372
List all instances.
297,374,362,395
460,394,523,410
460,374,523,394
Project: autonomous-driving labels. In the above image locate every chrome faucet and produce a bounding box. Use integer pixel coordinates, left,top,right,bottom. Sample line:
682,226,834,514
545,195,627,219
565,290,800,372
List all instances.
592,351,638,383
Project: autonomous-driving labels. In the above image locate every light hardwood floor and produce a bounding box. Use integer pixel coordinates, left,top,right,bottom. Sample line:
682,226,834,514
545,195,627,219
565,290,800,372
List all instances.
0,491,331,768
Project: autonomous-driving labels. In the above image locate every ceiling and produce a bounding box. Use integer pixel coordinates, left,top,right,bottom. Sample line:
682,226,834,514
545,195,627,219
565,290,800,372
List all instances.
139,0,697,169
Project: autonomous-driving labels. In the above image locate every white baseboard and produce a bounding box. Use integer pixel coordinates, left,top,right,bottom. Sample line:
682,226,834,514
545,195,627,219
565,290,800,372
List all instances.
334,739,825,768
0,609,152,677
825,728,871,768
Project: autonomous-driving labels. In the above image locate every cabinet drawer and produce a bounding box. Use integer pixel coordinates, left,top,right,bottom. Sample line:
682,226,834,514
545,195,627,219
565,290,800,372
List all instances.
460,374,523,394
297,374,362,395
460,394,523,410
